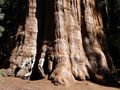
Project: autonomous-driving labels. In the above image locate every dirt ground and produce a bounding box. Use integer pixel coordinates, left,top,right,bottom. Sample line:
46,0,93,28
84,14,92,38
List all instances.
0,77,120,90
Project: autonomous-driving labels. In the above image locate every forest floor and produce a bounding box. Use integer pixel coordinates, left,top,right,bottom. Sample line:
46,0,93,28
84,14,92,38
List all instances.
0,77,120,90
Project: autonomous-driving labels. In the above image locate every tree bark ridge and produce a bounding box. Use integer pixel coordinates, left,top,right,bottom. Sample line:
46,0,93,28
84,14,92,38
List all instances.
8,0,38,79
6,0,117,86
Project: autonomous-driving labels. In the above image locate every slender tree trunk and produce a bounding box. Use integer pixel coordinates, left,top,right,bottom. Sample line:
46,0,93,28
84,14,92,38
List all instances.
6,0,117,85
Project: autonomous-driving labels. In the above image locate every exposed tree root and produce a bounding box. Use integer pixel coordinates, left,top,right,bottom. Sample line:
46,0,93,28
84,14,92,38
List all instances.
7,46,36,79
49,61,75,85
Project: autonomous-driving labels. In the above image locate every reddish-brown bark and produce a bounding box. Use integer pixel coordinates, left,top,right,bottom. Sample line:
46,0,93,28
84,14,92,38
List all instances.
7,0,117,85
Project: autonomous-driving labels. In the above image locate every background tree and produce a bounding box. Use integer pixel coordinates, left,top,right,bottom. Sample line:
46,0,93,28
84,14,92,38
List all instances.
0,0,5,37
0,0,6,67
106,0,120,69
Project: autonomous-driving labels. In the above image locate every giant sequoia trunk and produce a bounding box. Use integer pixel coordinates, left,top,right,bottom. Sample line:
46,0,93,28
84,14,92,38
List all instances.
8,0,38,78
7,0,117,85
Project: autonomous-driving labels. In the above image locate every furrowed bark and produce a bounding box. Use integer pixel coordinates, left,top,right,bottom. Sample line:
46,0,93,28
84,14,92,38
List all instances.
38,0,75,85
38,0,91,85
65,0,90,80
7,0,38,79
6,0,118,86
36,0,116,85
82,0,116,82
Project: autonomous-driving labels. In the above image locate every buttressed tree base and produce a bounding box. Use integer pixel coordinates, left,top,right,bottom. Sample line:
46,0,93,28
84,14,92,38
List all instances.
7,0,117,85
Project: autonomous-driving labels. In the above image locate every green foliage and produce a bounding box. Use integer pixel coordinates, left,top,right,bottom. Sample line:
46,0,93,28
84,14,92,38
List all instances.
0,13,4,20
0,26,5,37
0,0,6,37
0,0,19,67
0,69,6,77
0,0,5,6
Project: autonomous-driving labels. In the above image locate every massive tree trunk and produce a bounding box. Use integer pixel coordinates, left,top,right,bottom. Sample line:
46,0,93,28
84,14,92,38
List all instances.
7,0,38,79
7,0,117,85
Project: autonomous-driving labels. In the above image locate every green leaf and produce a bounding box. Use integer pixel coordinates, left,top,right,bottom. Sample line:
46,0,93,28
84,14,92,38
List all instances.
0,13,4,20
0,0,5,6
0,26,5,37
0,26,5,32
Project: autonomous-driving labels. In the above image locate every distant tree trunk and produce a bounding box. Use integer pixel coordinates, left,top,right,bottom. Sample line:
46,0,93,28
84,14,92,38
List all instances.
7,0,117,85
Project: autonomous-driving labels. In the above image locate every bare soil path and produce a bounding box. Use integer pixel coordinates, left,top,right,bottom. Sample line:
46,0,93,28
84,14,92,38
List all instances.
0,77,119,90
